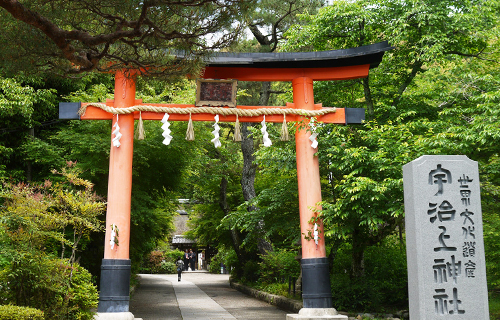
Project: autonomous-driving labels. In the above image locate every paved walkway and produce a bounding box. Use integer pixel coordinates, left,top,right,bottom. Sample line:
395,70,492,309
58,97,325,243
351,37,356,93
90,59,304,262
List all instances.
129,271,289,320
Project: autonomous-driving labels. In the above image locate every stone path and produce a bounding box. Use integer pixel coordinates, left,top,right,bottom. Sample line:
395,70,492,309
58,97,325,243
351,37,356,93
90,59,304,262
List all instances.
129,271,289,320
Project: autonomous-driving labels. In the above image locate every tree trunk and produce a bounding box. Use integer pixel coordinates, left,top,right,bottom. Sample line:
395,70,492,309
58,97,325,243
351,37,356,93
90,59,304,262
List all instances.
351,226,366,279
259,82,272,105
361,78,374,119
240,121,273,255
240,123,257,202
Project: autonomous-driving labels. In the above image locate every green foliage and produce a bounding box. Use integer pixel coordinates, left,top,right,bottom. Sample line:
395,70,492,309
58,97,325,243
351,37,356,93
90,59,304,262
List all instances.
1,73,197,284
0,165,105,267
142,250,164,274
0,74,113,183
256,282,289,297
0,76,57,127
280,0,500,287
258,249,300,284
0,76,58,181
159,261,177,274
208,246,239,275
0,256,97,320
0,305,44,320
60,263,99,320
0,2,499,317
140,250,178,274
208,260,222,274
162,248,185,263
484,209,500,290
482,157,500,291
329,238,408,312
282,0,500,119
130,190,177,273
183,129,246,253
221,137,301,250
489,292,500,320
0,167,102,318
0,0,254,76
242,260,260,283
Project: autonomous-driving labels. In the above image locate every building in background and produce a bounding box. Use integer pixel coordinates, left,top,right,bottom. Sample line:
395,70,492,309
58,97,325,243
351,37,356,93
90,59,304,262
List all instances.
170,199,215,270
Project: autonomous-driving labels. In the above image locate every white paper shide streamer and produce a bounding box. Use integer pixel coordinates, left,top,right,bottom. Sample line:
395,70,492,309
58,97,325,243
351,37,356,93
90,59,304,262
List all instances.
161,113,173,145
211,115,221,148
110,224,119,250
261,115,272,147
309,120,318,149
112,115,122,148
313,223,319,246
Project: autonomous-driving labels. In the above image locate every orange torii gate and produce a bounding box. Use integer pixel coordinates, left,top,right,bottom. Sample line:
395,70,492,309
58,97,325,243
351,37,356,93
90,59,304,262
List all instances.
60,41,391,319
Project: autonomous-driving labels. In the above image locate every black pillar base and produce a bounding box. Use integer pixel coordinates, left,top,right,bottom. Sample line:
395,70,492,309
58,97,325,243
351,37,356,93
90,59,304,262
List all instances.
301,257,333,308
97,259,131,313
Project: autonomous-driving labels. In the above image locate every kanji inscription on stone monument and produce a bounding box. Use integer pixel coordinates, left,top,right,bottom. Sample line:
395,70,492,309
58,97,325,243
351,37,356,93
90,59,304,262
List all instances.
403,155,489,319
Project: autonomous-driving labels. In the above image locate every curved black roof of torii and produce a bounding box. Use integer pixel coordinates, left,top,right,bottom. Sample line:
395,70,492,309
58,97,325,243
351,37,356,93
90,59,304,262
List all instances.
203,41,393,69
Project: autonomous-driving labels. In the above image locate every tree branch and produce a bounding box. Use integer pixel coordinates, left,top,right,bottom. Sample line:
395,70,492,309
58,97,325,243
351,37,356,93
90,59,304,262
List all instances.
0,0,250,75
444,49,497,62
392,60,423,107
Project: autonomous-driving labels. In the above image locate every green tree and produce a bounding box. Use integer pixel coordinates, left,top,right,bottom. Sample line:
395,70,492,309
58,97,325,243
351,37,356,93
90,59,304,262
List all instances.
283,0,497,118
0,76,58,181
281,0,500,279
0,0,253,76
0,166,103,319
51,164,106,277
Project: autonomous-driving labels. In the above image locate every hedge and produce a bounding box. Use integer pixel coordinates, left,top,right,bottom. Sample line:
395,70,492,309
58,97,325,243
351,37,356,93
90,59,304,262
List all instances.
0,305,44,320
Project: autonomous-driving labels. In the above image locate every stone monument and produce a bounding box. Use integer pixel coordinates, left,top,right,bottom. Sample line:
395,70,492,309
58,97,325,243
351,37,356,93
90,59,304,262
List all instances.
403,155,489,319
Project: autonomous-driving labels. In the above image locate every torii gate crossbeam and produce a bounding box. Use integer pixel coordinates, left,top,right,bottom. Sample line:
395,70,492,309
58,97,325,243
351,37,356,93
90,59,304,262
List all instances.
59,41,392,320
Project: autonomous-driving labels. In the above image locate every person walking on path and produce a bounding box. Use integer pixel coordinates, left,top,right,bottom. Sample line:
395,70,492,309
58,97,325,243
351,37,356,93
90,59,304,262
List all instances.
189,249,196,271
176,256,184,281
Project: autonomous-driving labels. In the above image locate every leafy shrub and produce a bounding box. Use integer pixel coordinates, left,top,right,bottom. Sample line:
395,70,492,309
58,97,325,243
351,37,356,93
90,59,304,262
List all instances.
330,237,408,312
0,255,97,320
224,249,239,271
159,261,176,274
363,239,408,308
0,270,9,305
143,250,164,274
209,253,222,274
163,249,185,263
0,305,44,320
209,247,238,274
258,282,289,297
63,264,99,320
330,273,376,311
143,251,181,274
259,249,300,284
209,261,221,274
242,260,260,282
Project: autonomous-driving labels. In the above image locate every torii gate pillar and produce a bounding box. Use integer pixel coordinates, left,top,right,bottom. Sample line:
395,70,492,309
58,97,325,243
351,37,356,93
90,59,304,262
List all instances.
97,70,136,315
293,77,332,310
